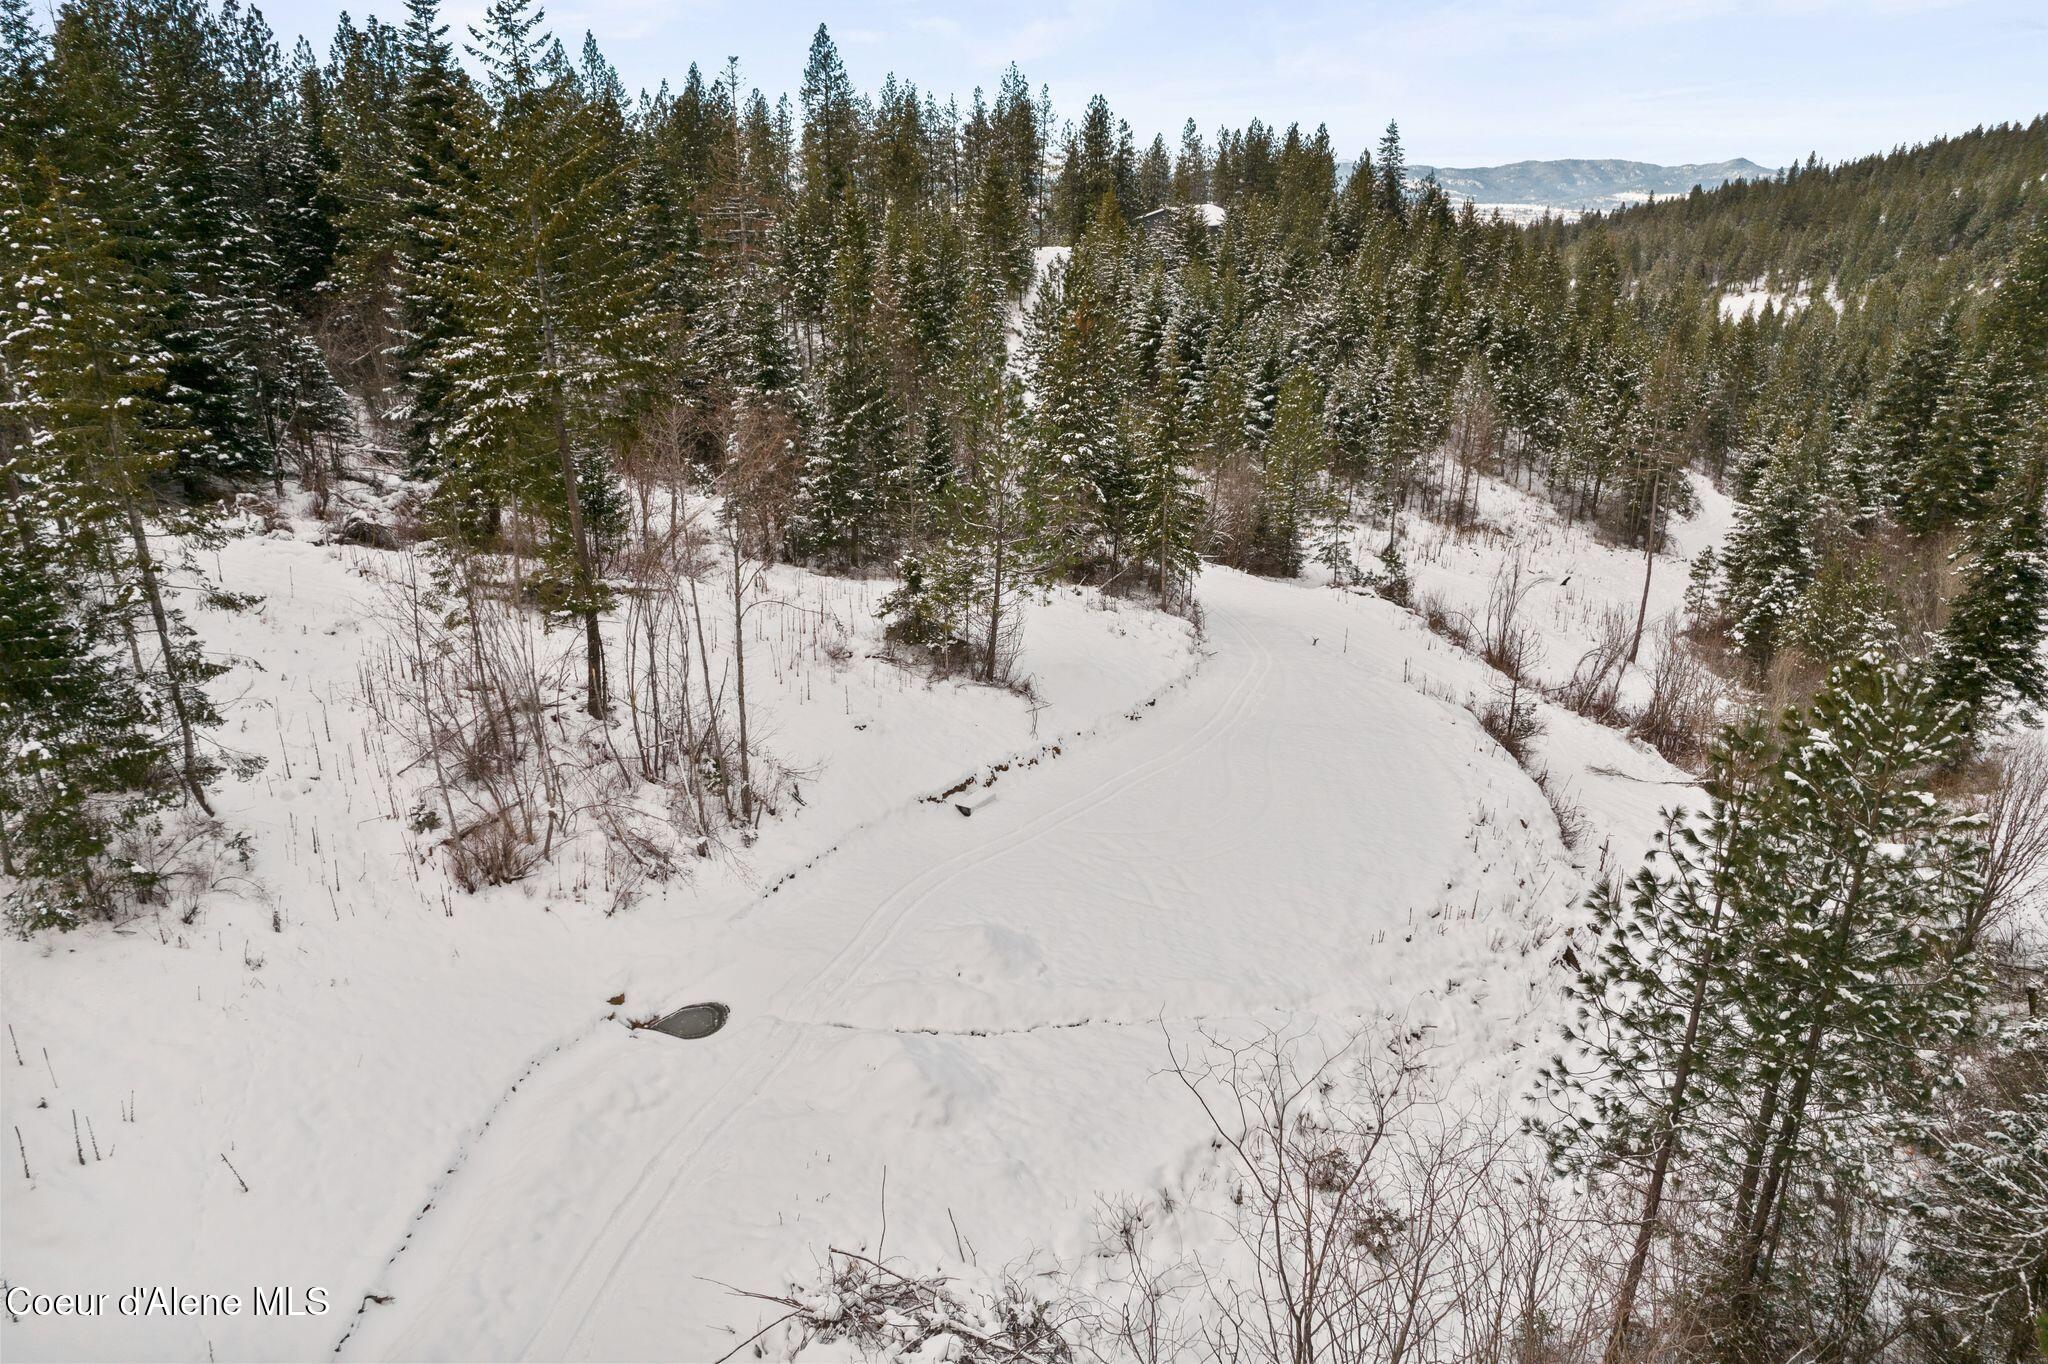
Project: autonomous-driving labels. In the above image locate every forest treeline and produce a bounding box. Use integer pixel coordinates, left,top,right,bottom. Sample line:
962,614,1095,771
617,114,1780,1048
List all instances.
0,0,2040,927
1558,118,2048,298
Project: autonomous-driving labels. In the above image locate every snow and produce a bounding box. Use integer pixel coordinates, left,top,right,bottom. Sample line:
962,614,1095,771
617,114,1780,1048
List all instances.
0,514,1189,1362
1134,203,1225,229
1478,202,1583,225
1,473,1729,1362
1023,246,1069,314
1348,469,1735,711
1432,199,1582,226
1007,246,1071,364
334,565,1680,1364
1717,277,1843,322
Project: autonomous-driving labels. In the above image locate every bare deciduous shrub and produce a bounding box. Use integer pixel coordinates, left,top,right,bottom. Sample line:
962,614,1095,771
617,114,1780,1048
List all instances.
1480,556,1542,681
1069,1196,1204,1364
758,1025,1657,1364
362,511,794,903
1413,586,1472,649
736,1246,1075,1364
1628,623,1726,765
363,550,563,892
1158,1024,1623,1364
1553,607,1631,726
1967,737,2048,966
1477,688,1544,767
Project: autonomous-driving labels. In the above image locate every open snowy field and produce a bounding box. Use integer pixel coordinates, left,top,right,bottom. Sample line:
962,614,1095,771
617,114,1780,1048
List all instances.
2,482,1720,1362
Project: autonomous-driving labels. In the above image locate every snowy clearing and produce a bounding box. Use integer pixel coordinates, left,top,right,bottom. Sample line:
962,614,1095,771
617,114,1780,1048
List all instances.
1,481,1719,1362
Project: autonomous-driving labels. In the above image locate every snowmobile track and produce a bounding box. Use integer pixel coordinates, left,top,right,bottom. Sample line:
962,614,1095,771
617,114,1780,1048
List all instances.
520,603,1271,1361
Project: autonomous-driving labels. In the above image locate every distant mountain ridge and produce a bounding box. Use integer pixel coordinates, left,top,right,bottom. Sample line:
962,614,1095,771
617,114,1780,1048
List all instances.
1391,157,1774,212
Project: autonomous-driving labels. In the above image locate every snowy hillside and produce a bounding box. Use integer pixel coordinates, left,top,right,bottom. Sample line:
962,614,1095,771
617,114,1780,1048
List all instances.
1403,157,1773,212
0,471,1724,1362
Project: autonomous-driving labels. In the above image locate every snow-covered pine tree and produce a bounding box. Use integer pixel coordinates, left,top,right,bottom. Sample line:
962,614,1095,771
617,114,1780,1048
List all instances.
390,0,477,474
1131,358,1205,605
430,0,657,717
966,152,1030,298
1539,715,1779,1360
791,189,904,567
1549,662,1989,1352
1719,436,1824,666
1932,448,2048,734
1712,661,1986,1343
944,291,1052,682
125,61,271,482
0,162,237,815
272,39,343,313
1022,200,1146,579
207,9,356,493
1246,369,1332,577
0,526,174,931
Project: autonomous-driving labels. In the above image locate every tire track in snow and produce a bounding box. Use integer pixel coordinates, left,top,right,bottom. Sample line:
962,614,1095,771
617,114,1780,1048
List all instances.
328,1029,602,1356
337,612,1212,1361
523,602,1274,1361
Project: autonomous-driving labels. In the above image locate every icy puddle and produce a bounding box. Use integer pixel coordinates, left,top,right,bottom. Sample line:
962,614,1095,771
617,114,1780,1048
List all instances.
648,1003,730,1040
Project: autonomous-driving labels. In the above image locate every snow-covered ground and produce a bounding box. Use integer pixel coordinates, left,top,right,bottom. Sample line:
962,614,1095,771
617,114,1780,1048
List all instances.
1361,469,1735,708
1,477,1725,1362
1469,201,1584,225
1717,277,1843,321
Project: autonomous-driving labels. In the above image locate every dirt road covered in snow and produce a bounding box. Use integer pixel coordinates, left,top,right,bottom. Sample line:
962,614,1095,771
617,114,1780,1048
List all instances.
339,566,1629,1362
2,535,1697,1363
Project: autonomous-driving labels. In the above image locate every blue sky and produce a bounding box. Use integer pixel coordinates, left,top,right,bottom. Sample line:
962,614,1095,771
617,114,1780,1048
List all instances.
253,0,2044,168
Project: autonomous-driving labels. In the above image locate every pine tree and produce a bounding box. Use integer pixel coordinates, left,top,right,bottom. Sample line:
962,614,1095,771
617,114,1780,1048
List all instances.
1541,717,1779,1359
0,525,174,930
1171,118,1207,205
1548,664,1989,1353
273,41,343,311
967,152,1030,296
1713,663,1984,1338
391,0,475,472
1861,310,1964,531
1374,120,1405,222
1246,369,1332,577
319,10,410,422
1933,449,2048,733
430,0,657,717
1131,360,1204,605
0,0,46,161
796,25,857,206
1137,133,1170,213
937,372,1046,683
792,190,903,566
1,162,235,815
1720,438,1823,665
1021,210,1137,574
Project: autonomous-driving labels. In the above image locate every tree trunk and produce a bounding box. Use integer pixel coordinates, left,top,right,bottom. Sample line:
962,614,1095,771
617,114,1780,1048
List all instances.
1628,458,1663,665
728,528,753,826
984,508,1007,684
1604,836,1741,1362
1735,857,1867,1298
551,392,607,718
123,498,214,815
